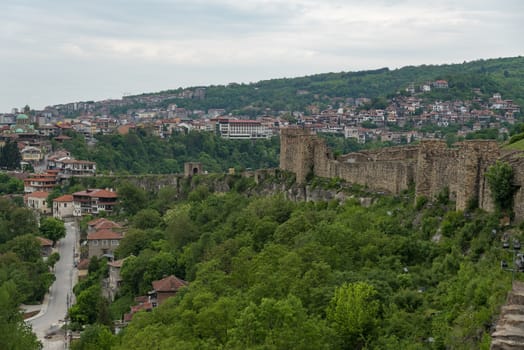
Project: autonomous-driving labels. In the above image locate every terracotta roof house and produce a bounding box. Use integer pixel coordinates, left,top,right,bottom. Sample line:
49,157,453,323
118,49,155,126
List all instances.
149,275,188,306
87,218,122,233
77,258,90,280
53,194,74,219
123,301,153,322
73,188,118,217
86,229,123,258
36,236,54,256
24,191,51,215
123,276,188,323
23,173,59,193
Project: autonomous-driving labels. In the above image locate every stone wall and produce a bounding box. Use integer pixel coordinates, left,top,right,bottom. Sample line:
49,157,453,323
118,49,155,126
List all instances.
279,128,509,213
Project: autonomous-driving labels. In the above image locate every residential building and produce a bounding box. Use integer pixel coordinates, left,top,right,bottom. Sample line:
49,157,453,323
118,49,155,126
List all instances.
23,173,59,193
87,218,122,233
20,146,44,163
87,229,123,258
123,275,188,323
24,191,51,215
53,194,74,219
72,189,118,216
60,159,96,177
36,236,54,257
149,275,188,306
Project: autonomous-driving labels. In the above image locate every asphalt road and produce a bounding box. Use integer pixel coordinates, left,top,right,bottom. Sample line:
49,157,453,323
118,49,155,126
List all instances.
28,221,78,350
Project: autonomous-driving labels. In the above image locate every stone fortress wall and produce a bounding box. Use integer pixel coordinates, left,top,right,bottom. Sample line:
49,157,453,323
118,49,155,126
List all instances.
279,127,519,215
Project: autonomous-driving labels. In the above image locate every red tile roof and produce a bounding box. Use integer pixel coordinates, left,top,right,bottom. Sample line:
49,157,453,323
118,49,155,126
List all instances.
25,191,49,199
88,218,122,230
87,230,123,240
77,259,90,270
36,236,53,246
74,189,117,199
53,194,73,202
152,275,188,293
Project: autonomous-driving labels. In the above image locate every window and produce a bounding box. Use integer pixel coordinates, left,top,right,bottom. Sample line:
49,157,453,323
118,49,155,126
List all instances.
111,240,119,246
92,240,98,245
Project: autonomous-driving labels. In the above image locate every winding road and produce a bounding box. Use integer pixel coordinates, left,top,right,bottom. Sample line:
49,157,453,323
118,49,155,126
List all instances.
27,221,78,350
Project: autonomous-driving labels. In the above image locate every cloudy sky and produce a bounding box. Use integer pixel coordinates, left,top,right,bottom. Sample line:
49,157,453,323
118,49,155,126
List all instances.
1,0,522,112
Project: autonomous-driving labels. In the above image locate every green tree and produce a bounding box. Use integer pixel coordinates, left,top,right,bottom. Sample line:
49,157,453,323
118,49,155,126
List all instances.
485,161,515,213
39,217,66,245
0,140,22,170
132,208,162,229
71,324,113,350
0,280,42,350
4,234,41,262
229,295,332,349
47,252,60,268
117,182,148,215
327,281,380,349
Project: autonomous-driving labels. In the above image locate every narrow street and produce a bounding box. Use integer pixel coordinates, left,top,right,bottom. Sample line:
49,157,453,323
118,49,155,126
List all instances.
27,221,78,350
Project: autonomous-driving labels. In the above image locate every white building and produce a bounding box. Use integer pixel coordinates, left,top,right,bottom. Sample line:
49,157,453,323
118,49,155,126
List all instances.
214,118,272,139
53,194,74,219
25,191,51,215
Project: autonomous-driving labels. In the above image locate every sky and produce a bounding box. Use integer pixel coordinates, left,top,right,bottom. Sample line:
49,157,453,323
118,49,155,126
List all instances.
1,0,523,113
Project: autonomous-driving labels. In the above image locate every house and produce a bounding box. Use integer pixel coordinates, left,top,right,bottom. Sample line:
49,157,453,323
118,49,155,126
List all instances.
149,275,188,306
24,191,51,215
433,80,449,89
86,229,123,258
123,299,153,322
87,218,122,233
123,275,188,323
60,159,96,177
36,236,54,257
20,146,44,163
107,258,126,301
72,189,118,217
23,173,59,193
53,194,74,219
77,259,90,280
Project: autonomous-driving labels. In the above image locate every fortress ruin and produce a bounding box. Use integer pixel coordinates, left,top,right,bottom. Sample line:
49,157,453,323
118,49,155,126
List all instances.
280,128,524,220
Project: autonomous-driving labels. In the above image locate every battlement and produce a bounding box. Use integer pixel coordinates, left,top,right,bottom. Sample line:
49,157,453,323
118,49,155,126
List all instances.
280,130,505,212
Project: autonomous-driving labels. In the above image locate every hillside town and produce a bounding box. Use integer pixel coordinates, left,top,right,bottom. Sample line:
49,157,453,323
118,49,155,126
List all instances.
1,81,520,155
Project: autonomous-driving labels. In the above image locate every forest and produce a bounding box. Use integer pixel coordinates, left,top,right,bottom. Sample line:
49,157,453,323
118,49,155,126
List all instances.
0,191,65,350
69,174,516,350
61,129,280,175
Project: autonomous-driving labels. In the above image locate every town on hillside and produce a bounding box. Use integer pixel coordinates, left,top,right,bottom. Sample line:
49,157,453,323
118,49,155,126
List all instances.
0,79,520,153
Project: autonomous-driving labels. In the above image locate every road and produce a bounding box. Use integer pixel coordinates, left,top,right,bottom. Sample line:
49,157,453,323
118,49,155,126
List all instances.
28,221,78,350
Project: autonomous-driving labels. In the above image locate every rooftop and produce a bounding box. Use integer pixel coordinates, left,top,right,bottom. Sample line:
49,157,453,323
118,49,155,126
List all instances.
87,230,123,240
151,275,188,293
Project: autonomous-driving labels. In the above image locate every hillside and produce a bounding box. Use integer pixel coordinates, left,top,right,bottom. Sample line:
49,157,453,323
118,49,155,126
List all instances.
120,56,524,116
68,176,515,349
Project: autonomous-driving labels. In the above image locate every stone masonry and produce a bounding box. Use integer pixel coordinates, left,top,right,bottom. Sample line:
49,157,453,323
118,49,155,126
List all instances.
280,127,505,213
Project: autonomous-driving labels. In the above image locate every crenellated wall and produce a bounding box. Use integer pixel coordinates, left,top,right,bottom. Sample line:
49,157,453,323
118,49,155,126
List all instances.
280,128,506,213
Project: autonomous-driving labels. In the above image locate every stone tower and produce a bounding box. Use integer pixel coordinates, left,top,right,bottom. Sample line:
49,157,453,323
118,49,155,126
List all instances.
279,128,318,183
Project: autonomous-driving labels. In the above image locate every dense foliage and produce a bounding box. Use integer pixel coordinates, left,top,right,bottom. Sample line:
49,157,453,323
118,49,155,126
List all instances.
123,56,524,116
74,178,515,349
486,161,516,214
63,130,280,174
0,140,22,170
0,173,24,194
0,197,57,349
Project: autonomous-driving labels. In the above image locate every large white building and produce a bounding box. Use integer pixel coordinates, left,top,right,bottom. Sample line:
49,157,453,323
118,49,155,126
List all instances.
214,118,272,139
